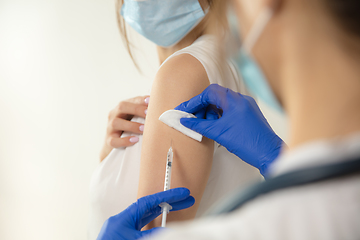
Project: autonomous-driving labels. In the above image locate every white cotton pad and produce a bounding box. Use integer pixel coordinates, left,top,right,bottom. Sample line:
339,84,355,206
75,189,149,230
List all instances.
159,110,203,142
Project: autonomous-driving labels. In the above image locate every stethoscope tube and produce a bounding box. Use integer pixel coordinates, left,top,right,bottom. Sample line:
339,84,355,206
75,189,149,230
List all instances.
206,157,360,216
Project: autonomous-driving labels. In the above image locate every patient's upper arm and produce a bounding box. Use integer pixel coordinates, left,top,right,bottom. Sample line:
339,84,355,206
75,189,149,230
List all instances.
137,54,214,228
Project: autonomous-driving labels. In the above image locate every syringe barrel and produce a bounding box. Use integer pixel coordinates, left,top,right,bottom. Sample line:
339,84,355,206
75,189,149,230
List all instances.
161,146,174,227
164,147,173,191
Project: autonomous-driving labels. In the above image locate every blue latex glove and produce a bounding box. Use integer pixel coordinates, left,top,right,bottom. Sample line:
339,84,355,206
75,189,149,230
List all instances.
175,84,284,176
97,188,195,240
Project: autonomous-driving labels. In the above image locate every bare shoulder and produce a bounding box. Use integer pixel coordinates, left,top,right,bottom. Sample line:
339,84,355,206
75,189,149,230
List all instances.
150,53,210,110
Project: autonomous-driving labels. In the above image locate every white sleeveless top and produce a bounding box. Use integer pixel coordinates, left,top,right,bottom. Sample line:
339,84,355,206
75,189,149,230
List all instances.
88,35,262,240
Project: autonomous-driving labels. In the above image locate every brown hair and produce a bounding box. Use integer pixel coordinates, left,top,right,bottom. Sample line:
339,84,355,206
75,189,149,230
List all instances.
116,0,137,69
325,0,360,38
115,0,227,70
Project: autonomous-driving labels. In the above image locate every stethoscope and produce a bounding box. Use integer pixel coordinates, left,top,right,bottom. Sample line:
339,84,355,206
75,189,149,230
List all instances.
207,156,360,216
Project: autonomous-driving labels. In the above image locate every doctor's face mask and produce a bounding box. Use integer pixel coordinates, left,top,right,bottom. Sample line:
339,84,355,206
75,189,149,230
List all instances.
121,0,208,48
229,5,283,112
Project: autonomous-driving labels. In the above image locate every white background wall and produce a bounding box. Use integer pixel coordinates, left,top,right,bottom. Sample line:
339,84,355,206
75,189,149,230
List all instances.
0,1,288,239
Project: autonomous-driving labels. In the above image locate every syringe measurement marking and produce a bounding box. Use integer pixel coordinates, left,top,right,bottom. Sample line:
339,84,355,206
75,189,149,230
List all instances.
161,145,173,227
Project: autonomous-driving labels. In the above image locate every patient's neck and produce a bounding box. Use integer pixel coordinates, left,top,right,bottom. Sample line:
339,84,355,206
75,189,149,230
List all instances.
157,31,205,65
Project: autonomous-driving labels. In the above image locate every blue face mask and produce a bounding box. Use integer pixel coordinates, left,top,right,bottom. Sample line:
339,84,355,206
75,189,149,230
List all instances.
121,0,207,48
230,9,283,112
234,51,283,112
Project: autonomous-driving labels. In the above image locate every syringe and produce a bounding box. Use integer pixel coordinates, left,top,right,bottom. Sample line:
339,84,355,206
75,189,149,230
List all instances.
160,143,173,227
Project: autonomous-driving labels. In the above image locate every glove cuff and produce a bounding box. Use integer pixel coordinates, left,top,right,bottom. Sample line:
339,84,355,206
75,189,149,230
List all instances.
260,141,284,178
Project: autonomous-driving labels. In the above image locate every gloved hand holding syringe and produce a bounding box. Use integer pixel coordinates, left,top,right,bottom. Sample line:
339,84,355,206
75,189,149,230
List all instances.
159,142,174,227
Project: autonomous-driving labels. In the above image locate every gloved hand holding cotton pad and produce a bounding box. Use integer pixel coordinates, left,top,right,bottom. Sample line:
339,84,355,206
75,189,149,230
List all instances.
159,110,203,142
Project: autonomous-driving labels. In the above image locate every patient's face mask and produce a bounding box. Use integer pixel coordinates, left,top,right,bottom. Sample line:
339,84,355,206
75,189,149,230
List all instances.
230,8,283,112
121,0,208,48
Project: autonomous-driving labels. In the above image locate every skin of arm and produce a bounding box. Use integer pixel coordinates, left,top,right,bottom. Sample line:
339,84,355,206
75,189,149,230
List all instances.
137,53,214,229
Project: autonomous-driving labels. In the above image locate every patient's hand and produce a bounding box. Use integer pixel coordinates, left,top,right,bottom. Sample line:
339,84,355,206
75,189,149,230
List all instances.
100,95,149,161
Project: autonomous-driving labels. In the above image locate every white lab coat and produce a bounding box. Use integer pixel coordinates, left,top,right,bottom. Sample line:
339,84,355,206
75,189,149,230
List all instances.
148,133,360,240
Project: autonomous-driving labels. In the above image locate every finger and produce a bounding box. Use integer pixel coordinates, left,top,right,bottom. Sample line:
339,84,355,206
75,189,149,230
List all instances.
115,101,148,119
169,196,195,211
175,84,229,114
139,196,195,228
206,110,221,120
193,108,206,119
109,118,144,134
144,96,150,106
139,211,163,228
140,227,164,239
205,105,222,120
107,96,149,120
141,196,195,224
129,95,150,106
180,118,218,140
174,95,206,113
108,136,140,148
136,188,191,220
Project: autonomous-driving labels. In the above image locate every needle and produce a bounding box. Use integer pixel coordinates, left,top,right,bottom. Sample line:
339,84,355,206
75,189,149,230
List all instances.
160,141,173,227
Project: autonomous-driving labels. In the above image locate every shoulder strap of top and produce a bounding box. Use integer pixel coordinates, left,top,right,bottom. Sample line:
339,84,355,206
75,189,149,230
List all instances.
159,35,242,93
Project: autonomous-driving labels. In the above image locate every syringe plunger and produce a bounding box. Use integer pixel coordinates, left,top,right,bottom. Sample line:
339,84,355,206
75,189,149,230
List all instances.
159,202,172,228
